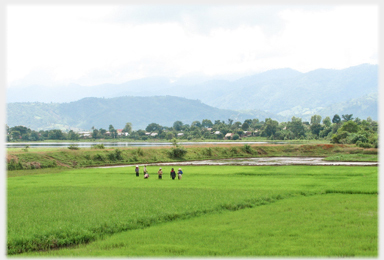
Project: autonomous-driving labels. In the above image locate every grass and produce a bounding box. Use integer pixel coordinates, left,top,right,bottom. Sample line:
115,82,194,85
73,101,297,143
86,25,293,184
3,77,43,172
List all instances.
324,153,378,162
7,165,377,256
25,194,376,257
6,143,378,172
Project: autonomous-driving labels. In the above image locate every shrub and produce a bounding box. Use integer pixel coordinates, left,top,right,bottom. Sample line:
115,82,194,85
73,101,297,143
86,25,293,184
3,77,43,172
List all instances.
68,144,80,150
108,149,123,161
93,153,105,161
205,148,212,156
331,131,349,144
356,141,373,148
232,134,240,140
7,159,23,171
242,144,253,154
168,147,188,159
230,147,238,154
92,144,105,149
136,148,144,156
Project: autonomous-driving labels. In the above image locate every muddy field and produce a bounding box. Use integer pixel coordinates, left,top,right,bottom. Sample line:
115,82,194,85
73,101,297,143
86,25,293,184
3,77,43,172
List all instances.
99,157,379,168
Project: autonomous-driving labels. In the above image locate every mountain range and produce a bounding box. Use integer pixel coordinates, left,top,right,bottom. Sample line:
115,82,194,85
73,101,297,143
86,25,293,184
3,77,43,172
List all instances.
7,64,378,131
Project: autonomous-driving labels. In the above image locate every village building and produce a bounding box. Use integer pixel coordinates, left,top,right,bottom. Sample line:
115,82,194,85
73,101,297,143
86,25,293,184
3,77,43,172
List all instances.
78,131,92,138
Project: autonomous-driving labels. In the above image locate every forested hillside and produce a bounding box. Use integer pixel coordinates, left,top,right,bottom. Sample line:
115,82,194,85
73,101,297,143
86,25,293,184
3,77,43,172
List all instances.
7,96,282,131
7,64,377,130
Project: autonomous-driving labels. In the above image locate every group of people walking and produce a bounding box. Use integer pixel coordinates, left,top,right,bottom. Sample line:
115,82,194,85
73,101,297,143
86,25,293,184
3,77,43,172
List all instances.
135,165,183,180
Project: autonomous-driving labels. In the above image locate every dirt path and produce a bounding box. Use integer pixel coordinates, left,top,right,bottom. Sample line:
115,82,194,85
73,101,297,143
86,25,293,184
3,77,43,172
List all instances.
98,157,378,168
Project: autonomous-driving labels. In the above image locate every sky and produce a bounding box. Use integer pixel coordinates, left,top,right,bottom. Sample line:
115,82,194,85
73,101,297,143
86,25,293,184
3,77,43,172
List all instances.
6,4,379,88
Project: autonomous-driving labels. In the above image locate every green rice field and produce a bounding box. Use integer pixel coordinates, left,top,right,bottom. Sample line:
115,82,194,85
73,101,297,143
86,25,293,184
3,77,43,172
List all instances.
7,165,377,257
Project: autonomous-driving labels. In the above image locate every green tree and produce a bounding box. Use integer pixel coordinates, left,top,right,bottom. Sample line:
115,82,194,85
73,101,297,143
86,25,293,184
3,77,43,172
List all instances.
67,130,79,140
191,121,202,128
30,131,40,141
243,119,253,126
10,125,30,136
310,115,322,125
92,129,100,139
109,125,117,139
242,122,250,131
48,130,65,140
146,123,162,132
332,114,341,124
231,121,242,130
173,121,183,131
342,114,354,122
262,118,278,138
165,132,174,140
339,121,359,133
123,122,133,134
10,130,21,140
201,119,213,128
99,128,107,136
322,116,331,127
310,123,323,137
232,133,240,140
287,117,305,139
214,120,222,126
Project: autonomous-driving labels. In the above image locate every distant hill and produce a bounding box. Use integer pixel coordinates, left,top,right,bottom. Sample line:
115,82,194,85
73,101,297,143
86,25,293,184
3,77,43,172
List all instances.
7,96,285,131
189,64,378,114
7,64,378,129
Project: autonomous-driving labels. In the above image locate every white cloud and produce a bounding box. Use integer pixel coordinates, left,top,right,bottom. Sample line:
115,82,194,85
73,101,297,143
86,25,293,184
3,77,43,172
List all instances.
6,4,378,87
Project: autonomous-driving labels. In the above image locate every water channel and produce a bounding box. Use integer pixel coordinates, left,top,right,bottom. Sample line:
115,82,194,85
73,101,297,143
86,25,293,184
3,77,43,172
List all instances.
6,141,284,148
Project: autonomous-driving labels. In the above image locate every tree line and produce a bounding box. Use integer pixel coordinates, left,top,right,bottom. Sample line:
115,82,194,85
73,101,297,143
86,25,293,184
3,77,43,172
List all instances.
7,114,378,148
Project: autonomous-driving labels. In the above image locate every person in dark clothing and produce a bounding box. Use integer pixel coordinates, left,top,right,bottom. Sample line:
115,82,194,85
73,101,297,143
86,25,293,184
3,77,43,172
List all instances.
170,168,176,180
135,165,139,177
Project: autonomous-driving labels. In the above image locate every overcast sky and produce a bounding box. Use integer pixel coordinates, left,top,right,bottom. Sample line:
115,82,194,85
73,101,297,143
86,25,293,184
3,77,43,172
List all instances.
6,4,379,88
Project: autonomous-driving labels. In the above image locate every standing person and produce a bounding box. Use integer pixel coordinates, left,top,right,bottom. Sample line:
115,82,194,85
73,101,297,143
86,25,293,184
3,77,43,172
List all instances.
170,168,176,180
135,165,139,177
158,167,163,179
178,168,183,180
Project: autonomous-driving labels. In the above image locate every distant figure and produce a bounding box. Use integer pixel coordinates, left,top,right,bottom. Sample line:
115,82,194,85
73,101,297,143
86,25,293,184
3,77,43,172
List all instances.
135,165,139,177
178,168,183,180
170,168,176,180
158,167,163,179
143,166,149,179
144,173,149,179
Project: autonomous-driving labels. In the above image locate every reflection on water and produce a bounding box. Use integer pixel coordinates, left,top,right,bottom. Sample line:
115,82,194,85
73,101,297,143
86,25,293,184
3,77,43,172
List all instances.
6,141,280,148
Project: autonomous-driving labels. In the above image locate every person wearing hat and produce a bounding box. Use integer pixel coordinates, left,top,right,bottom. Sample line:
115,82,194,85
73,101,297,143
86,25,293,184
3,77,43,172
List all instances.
177,168,183,180
170,168,176,180
135,165,139,177
157,167,163,179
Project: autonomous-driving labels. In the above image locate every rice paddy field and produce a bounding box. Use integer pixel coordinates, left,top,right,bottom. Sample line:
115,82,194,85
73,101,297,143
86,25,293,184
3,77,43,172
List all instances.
7,164,377,257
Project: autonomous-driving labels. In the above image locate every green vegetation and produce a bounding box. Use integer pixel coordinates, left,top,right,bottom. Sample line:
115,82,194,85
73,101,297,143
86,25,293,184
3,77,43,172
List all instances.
8,165,377,256
25,194,376,257
7,114,378,146
7,143,378,173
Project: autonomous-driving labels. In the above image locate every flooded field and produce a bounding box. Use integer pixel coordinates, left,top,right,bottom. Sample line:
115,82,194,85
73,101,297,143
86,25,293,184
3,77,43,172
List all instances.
99,157,379,168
